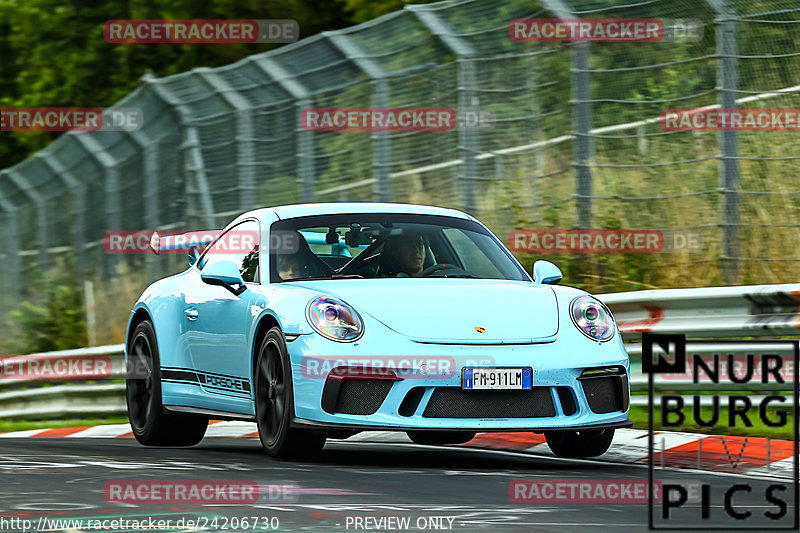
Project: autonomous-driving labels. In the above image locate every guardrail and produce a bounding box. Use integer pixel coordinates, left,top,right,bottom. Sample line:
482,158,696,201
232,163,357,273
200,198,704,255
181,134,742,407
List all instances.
602,285,799,406
600,283,800,338
0,345,126,420
1,283,798,420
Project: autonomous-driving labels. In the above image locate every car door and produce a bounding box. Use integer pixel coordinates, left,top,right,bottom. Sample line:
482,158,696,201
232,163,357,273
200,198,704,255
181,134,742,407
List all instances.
185,219,261,402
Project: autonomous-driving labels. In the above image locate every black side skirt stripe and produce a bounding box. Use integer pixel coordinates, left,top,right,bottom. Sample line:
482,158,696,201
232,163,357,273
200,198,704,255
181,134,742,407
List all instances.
162,368,251,394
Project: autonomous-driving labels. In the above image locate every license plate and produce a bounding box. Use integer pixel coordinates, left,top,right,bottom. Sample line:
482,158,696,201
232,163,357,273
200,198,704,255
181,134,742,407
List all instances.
462,367,532,390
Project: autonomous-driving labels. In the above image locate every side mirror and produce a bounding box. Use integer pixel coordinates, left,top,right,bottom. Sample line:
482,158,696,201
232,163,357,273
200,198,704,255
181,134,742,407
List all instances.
532,260,562,285
201,260,247,295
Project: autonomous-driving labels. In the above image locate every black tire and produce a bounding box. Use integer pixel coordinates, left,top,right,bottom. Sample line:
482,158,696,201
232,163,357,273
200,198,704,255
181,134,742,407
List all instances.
126,320,208,446
406,431,476,446
255,327,326,460
544,428,615,458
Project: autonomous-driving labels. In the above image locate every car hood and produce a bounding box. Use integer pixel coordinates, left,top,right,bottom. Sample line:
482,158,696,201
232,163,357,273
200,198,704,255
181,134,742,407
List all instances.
292,279,559,344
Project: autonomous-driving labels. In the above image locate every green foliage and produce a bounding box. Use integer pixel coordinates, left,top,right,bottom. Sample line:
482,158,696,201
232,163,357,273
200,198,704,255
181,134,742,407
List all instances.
338,0,437,24
10,259,87,354
0,0,354,170
0,417,128,430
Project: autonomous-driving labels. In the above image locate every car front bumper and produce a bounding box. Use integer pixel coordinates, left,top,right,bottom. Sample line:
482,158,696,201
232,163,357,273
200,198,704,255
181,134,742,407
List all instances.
287,322,631,432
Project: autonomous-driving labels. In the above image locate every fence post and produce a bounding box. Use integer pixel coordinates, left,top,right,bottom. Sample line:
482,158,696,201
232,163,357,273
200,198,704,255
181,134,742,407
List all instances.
572,41,593,229
183,128,217,229
529,54,545,176
459,60,478,215
326,32,392,203
6,169,48,271
37,154,86,283
253,57,315,203
195,69,257,212
707,0,740,284
409,5,479,215
73,134,121,278
124,128,162,282
372,78,392,203
83,280,97,346
0,187,20,303
296,102,315,203
540,0,592,229
144,77,217,230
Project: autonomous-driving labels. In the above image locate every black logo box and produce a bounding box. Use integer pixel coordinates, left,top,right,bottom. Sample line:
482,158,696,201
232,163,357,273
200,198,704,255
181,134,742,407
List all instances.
642,333,799,531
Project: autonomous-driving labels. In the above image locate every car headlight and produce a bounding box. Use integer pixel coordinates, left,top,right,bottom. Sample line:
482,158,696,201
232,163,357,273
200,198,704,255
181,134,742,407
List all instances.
306,296,364,342
570,295,615,342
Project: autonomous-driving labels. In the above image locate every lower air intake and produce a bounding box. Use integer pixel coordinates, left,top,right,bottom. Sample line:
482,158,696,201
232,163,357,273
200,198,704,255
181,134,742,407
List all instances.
399,387,426,417
556,386,578,416
422,387,556,418
324,378,394,415
581,376,625,414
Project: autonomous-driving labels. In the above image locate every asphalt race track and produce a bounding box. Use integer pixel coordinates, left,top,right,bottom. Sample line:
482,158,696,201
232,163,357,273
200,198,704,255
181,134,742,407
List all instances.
0,437,794,532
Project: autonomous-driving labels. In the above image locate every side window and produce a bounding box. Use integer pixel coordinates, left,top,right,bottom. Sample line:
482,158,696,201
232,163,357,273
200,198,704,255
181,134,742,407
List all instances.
201,220,260,283
442,228,503,278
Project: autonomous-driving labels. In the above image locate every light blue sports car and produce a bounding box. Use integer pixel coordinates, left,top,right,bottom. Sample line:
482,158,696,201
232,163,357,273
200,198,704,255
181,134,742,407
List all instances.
125,203,631,459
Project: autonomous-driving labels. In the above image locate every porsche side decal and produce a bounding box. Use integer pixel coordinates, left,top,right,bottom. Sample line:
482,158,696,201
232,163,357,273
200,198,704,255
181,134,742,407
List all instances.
162,367,251,394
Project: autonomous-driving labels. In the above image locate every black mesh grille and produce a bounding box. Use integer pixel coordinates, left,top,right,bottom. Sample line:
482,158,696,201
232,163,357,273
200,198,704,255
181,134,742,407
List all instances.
556,386,577,416
399,387,426,417
581,376,624,414
422,387,556,418
334,379,394,415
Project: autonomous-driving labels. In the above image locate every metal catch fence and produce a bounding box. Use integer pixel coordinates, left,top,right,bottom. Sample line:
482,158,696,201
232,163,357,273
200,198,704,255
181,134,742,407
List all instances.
2,0,800,320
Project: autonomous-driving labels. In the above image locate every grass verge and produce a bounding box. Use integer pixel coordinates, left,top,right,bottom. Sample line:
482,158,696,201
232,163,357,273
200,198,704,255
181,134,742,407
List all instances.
629,405,795,440
0,417,128,433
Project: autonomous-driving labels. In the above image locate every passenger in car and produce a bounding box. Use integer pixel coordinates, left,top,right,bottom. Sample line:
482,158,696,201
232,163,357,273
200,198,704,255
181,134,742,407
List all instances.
275,231,334,281
277,252,302,280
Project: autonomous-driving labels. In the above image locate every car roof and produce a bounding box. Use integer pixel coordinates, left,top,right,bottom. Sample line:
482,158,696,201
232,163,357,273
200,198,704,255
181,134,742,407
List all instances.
247,202,473,221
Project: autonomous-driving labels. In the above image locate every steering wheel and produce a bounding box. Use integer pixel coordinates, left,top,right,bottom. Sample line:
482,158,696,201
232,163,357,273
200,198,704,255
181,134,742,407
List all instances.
419,263,450,277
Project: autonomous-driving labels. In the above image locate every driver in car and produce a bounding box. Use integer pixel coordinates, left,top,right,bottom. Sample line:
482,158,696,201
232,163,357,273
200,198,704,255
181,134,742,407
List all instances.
381,232,426,277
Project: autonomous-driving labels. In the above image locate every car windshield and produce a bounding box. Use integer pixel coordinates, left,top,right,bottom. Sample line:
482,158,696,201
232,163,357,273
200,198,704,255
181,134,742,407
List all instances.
269,213,529,283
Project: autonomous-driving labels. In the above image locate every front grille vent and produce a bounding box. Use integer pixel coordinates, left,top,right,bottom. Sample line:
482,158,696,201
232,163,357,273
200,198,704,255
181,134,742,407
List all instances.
422,387,556,418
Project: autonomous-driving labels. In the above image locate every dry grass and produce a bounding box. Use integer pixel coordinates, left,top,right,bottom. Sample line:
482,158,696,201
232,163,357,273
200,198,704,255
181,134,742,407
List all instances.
89,262,150,346
389,123,800,292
